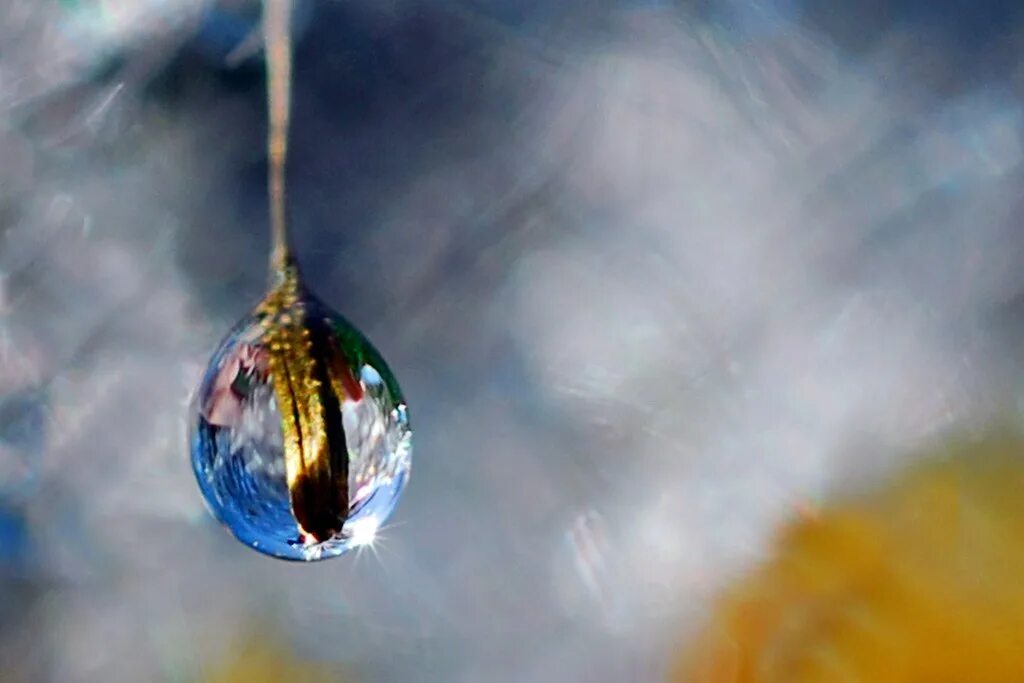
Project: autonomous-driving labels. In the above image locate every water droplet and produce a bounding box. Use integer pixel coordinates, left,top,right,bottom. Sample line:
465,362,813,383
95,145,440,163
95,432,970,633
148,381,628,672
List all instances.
189,282,411,561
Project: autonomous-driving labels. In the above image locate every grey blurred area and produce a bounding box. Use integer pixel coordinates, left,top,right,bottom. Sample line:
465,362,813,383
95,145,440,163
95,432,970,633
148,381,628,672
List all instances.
3,0,1024,680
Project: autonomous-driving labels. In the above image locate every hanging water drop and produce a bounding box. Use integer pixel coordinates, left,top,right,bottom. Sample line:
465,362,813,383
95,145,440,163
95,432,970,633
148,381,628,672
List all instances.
188,0,412,561
190,272,411,561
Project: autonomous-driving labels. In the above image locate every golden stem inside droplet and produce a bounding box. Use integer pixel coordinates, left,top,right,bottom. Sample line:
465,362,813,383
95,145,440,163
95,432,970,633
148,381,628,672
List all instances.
257,273,350,543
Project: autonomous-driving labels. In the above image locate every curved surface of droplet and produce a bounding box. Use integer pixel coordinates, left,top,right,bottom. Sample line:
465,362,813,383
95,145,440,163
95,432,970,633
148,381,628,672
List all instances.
190,283,411,561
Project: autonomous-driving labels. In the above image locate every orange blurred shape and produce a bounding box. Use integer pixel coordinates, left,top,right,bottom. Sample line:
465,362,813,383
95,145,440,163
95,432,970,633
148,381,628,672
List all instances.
673,429,1024,683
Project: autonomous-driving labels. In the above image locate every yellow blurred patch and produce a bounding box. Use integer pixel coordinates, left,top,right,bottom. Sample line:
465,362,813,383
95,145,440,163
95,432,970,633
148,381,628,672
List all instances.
202,628,357,683
673,430,1024,683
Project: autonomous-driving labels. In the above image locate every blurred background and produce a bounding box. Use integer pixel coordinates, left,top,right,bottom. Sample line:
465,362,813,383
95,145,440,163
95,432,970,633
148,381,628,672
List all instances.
4,0,1024,681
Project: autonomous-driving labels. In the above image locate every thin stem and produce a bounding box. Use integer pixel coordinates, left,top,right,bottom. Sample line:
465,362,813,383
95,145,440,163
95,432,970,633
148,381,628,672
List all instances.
264,0,293,274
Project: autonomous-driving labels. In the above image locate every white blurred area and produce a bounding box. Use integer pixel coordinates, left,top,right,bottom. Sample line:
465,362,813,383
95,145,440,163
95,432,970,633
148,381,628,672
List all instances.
1,0,204,108
2,0,1024,681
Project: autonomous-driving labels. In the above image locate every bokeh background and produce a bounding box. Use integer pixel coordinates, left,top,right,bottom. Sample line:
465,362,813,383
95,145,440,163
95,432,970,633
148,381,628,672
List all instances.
4,0,1024,681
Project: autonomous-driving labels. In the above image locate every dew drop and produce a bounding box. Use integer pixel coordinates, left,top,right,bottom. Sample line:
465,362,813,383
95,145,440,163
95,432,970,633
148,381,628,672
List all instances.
189,285,411,561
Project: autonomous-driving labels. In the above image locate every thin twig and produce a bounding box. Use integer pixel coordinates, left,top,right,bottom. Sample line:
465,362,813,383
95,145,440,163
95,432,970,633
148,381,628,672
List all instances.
264,0,293,273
